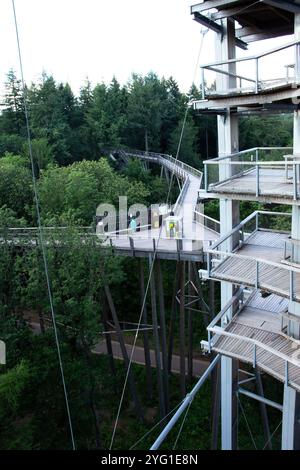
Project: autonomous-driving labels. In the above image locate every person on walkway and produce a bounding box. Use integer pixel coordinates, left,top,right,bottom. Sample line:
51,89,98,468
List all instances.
129,215,137,233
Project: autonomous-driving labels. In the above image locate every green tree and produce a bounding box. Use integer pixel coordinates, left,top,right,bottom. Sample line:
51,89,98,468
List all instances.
168,115,199,168
0,69,25,136
22,137,54,174
125,73,163,151
0,154,32,218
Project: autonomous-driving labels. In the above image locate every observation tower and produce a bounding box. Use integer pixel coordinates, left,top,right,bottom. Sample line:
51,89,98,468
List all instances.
191,0,300,450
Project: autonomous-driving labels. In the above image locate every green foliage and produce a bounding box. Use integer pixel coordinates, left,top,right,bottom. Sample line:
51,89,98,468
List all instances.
126,73,163,151
1,69,25,136
37,158,150,224
0,361,30,412
240,115,293,149
0,68,295,451
0,154,32,218
169,115,199,167
22,137,54,173
0,206,27,228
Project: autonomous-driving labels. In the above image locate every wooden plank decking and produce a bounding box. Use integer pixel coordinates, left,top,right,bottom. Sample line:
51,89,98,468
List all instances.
211,230,300,300
211,291,300,391
105,156,219,257
210,168,295,200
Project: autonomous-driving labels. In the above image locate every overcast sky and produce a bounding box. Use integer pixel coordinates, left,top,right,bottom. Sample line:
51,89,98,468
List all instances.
0,0,294,96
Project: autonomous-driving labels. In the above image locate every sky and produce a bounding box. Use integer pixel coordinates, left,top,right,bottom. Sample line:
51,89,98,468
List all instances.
0,0,295,96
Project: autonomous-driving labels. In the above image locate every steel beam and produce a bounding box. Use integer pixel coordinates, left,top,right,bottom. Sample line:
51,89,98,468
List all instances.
211,5,262,20
262,0,300,14
238,387,283,412
191,0,241,13
193,11,248,50
191,0,300,14
150,355,221,450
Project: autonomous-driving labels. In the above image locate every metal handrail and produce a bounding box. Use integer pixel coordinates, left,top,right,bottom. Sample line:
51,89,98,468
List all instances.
173,177,190,216
203,147,299,199
200,40,300,98
207,246,300,273
121,149,203,180
209,210,291,251
207,248,300,299
201,40,300,69
207,287,244,332
104,224,152,237
205,146,293,164
209,321,300,369
194,210,220,234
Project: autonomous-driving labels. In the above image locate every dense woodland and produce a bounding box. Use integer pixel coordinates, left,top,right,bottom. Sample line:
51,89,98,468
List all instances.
0,70,292,449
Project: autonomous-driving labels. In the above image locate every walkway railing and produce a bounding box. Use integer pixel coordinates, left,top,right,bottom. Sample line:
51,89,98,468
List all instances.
209,210,291,250
200,40,300,98
173,177,190,216
121,149,203,180
194,210,220,234
203,146,300,199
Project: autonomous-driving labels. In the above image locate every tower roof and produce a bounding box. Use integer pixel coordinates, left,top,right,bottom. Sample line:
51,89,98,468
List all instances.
191,0,300,43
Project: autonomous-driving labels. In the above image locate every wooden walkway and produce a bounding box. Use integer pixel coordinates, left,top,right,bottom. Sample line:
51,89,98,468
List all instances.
211,230,300,300
210,291,300,391
104,151,219,258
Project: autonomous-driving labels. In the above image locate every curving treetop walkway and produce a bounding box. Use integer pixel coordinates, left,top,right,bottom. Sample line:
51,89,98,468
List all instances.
0,150,220,261
103,150,220,260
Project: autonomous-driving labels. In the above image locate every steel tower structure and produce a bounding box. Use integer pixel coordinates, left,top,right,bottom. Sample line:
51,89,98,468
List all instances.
191,0,300,450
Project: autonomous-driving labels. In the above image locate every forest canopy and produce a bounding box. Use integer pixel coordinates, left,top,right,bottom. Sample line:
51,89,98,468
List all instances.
0,69,293,450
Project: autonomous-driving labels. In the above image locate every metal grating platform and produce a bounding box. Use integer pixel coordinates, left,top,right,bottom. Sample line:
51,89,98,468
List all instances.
211,231,299,300
210,291,300,391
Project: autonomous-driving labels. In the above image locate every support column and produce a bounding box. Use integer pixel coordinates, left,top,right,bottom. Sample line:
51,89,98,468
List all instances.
282,385,300,450
221,356,238,450
104,284,144,421
179,261,186,398
282,12,300,450
167,261,179,373
138,259,152,398
216,18,240,451
255,369,272,450
187,262,193,382
211,356,221,450
156,260,170,413
148,254,166,420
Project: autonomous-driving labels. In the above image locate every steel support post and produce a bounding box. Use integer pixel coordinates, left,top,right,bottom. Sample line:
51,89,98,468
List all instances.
138,258,152,398
282,12,300,451
148,254,166,420
179,261,186,398
216,18,240,451
221,356,238,450
102,296,116,377
255,369,272,450
104,284,144,421
282,385,300,450
187,262,193,382
167,261,180,373
156,259,170,413
211,355,221,449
